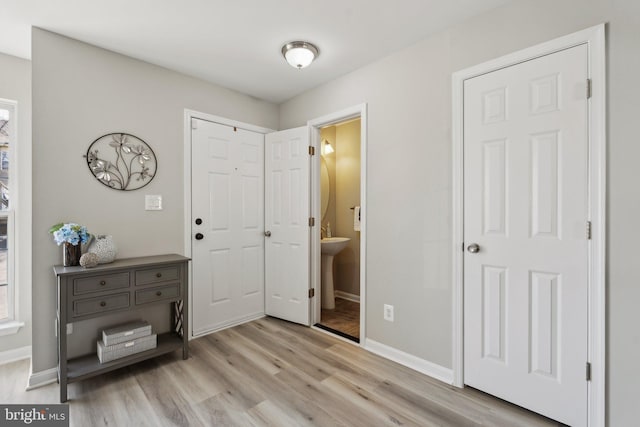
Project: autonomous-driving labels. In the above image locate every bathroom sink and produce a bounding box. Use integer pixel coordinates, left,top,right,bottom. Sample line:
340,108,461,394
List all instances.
320,237,351,310
321,237,350,255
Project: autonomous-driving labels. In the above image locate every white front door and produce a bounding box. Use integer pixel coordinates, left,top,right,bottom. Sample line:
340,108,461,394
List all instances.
191,119,265,335
264,127,311,325
463,45,589,426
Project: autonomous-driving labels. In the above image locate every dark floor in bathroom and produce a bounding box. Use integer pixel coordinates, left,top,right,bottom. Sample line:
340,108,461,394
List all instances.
319,298,360,341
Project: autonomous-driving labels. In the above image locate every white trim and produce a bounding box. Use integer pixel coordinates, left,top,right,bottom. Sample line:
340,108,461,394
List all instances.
192,313,266,338
364,338,453,385
451,24,606,427
0,100,17,325
334,290,360,303
27,366,58,390
0,320,24,336
307,103,368,345
183,109,274,339
0,344,29,365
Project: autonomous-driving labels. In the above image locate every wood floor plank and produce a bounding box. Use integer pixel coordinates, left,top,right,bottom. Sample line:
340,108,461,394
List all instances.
201,330,346,427
321,373,431,427
247,400,305,427
192,393,260,427
274,367,384,427
157,346,225,405
132,357,207,427
1,317,562,427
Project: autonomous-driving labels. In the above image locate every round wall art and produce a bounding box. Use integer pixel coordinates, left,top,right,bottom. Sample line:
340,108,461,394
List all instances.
85,133,157,191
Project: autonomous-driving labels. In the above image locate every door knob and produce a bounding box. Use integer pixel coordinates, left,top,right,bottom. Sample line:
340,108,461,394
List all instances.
195,218,202,225
195,233,204,240
467,243,480,253
264,231,272,237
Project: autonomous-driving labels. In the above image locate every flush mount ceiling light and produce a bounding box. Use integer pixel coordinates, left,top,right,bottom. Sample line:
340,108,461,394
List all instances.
281,41,319,69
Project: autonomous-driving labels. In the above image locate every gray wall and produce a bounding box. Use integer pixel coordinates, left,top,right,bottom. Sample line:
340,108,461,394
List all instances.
31,29,278,372
0,52,31,353
279,0,640,424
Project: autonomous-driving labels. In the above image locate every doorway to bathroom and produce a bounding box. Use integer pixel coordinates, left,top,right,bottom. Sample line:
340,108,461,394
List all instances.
309,105,367,344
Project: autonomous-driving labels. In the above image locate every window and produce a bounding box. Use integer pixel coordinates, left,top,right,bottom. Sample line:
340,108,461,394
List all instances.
0,101,15,323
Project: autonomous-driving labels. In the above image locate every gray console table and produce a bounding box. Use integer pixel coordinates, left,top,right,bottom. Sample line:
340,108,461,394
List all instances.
53,254,190,402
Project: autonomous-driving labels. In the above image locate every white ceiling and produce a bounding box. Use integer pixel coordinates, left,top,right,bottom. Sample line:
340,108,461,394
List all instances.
0,0,511,103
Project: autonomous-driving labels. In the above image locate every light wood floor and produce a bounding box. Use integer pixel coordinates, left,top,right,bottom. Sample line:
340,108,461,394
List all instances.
320,298,360,339
0,317,562,426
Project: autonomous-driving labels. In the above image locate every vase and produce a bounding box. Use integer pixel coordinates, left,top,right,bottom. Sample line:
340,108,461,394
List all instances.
63,242,82,267
87,235,117,264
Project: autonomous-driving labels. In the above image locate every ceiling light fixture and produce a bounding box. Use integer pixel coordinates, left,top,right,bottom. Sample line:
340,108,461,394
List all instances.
281,41,319,69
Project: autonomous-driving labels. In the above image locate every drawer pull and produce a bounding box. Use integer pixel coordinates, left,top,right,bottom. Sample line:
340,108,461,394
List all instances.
100,280,106,286
156,272,162,278
156,291,162,296
100,301,107,307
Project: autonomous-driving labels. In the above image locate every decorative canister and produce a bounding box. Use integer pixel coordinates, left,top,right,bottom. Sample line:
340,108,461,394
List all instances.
87,235,117,264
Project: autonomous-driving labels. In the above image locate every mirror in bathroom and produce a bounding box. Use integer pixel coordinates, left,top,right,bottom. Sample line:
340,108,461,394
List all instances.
320,157,330,220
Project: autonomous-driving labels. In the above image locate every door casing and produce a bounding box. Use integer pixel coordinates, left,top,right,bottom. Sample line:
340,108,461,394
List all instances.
307,103,368,345
451,24,606,426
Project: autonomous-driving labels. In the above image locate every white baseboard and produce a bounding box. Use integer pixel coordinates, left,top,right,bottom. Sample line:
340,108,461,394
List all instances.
334,291,360,303
192,313,265,338
27,367,58,390
0,345,31,366
364,338,453,385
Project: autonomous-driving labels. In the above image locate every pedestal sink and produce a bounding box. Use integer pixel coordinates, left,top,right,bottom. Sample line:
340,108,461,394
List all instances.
320,237,350,309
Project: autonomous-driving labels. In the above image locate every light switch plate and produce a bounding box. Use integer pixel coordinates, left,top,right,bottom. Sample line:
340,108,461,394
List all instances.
145,195,162,210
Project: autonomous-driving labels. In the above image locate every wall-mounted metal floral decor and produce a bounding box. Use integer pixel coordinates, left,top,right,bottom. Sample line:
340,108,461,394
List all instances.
84,133,157,191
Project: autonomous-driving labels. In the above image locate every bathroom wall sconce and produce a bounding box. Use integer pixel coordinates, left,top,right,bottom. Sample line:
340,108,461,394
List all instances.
322,139,334,155
281,41,319,69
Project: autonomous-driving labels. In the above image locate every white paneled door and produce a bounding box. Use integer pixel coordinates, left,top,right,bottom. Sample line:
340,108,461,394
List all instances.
265,127,311,325
191,119,265,335
463,45,589,426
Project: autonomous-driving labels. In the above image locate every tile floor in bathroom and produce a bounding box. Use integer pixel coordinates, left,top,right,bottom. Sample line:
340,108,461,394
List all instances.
320,298,360,340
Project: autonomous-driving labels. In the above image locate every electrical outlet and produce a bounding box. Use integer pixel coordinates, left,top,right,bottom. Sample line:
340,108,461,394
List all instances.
384,304,394,322
67,323,73,335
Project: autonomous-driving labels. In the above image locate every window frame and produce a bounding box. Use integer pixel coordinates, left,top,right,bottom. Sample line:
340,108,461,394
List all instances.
0,99,17,325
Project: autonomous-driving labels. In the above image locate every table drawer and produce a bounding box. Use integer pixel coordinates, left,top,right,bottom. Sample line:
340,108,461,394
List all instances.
73,292,130,317
135,284,180,305
73,272,130,295
135,266,179,286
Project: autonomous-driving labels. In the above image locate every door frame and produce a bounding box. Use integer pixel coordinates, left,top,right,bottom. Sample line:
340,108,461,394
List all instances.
307,103,368,344
183,109,274,339
451,24,606,426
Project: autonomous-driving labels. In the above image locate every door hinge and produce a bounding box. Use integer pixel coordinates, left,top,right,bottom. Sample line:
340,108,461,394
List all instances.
309,217,315,227
586,221,592,240
309,146,315,156
308,288,315,298
191,119,198,130
586,79,592,99
586,362,592,381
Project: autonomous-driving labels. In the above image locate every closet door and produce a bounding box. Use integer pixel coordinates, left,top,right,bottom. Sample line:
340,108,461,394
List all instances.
191,119,264,335
463,45,589,426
